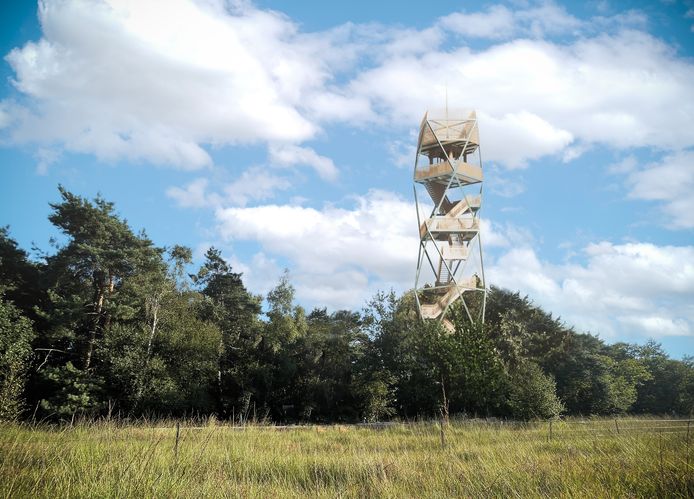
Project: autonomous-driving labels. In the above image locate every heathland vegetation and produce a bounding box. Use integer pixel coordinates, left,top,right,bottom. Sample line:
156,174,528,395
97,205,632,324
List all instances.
2,419,692,497
1,187,693,424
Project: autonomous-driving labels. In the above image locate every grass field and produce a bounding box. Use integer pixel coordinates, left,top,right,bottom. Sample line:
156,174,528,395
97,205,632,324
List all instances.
1,418,692,498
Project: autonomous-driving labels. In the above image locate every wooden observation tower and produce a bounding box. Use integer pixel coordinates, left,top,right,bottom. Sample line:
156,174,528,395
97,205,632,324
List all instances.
413,109,486,330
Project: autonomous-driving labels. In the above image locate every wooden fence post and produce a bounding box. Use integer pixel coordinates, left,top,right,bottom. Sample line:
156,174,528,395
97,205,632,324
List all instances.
174,421,180,460
659,431,664,474
439,417,446,449
687,419,690,469
614,419,620,435
549,420,553,441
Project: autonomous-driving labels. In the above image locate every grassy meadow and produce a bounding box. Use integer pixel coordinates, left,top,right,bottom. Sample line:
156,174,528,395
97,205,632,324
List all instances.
1,418,692,498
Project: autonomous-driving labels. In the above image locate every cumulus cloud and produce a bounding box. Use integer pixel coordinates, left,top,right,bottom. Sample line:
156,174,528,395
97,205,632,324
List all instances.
488,242,694,338
625,150,694,229
224,166,292,206
481,111,573,168
209,182,693,340
618,316,691,337
344,31,694,166
268,144,339,181
3,1,694,172
34,147,61,175
0,101,12,129
439,6,516,39
167,168,292,208
167,178,218,208
225,251,283,298
215,190,419,308
387,138,416,169
182,165,692,340
439,2,582,40
4,0,323,168
3,1,693,337
486,166,526,197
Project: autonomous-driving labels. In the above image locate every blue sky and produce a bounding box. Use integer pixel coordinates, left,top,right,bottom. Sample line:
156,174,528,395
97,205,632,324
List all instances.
1,0,693,357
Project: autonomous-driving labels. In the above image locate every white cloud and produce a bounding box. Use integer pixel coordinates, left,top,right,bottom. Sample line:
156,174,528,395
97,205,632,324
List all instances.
479,218,533,248
387,138,416,169
212,193,694,337
514,1,583,36
618,315,691,337
338,29,694,167
268,144,339,181
215,189,419,308
592,10,648,30
481,111,573,168
210,187,688,343
3,0,324,168
379,26,445,57
224,166,292,206
295,270,372,310
608,155,637,174
34,147,61,175
0,102,12,129
625,150,694,229
167,168,292,208
3,1,693,173
440,6,516,39
167,178,219,208
211,188,519,310
440,2,581,40
227,251,283,298
488,242,694,338
487,166,526,197
561,143,590,163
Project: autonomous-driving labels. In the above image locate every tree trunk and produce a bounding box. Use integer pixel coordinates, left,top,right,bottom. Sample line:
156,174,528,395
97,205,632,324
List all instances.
145,295,160,359
102,273,115,334
440,373,450,425
85,285,105,370
217,336,224,417
136,291,163,407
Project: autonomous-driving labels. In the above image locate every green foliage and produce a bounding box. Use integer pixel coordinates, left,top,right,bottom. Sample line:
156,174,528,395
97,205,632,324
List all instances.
359,291,438,418
485,287,657,416
638,348,693,417
294,309,366,421
99,294,221,415
0,227,44,324
445,313,508,416
45,186,163,368
508,361,564,420
3,187,692,423
194,247,262,417
38,362,104,419
678,356,694,414
264,269,305,347
354,371,396,422
0,298,35,421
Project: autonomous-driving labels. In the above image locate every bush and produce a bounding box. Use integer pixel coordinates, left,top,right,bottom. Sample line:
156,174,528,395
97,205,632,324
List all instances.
508,361,564,420
0,298,35,421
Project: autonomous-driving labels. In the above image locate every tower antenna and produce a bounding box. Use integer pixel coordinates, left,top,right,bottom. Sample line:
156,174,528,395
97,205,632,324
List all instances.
445,85,449,139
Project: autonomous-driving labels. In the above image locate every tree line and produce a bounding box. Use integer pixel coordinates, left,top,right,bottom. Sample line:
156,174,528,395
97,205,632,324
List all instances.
1,187,692,422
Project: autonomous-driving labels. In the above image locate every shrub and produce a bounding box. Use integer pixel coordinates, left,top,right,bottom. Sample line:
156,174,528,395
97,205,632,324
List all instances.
508,361,564,420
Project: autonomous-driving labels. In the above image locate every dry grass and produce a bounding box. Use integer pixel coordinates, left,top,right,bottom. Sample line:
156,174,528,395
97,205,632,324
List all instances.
1,418,692,498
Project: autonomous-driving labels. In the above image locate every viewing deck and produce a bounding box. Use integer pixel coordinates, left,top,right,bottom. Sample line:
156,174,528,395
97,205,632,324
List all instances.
414,160,482,185
419,217,479,240
419,276,480,320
